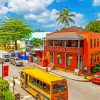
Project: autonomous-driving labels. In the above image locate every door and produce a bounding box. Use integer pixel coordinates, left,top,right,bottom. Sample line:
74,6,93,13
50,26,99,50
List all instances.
50,52,54,63
25,74,28,88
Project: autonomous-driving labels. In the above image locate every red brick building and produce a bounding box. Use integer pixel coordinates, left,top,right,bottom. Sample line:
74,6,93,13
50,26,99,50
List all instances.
43,26,100,73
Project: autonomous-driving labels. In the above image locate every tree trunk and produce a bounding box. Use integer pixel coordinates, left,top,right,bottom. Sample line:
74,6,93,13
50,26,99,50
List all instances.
15,40,18,50
4,44,6,50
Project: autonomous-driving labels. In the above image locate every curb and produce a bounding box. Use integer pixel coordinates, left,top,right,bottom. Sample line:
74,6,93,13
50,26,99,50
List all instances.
49,71,89,82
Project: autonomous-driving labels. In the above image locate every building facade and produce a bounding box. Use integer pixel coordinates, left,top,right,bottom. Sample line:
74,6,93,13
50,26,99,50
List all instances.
44,26,100,73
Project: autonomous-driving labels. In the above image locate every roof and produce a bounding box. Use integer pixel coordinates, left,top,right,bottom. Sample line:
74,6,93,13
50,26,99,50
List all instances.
55,26,86,33
65,26,85,32
46,33,85,40
21,67,64,84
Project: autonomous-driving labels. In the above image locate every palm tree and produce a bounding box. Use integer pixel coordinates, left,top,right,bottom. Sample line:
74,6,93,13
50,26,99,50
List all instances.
56,8,75,28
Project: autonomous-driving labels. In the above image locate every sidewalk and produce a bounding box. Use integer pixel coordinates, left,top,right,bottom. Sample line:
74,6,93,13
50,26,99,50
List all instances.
23,61,90,82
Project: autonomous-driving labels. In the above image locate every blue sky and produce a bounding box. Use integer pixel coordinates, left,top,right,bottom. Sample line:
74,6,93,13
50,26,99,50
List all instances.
0,0,100,32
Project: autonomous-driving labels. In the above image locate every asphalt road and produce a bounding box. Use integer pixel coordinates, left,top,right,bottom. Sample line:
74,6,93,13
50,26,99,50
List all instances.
0,62,100,100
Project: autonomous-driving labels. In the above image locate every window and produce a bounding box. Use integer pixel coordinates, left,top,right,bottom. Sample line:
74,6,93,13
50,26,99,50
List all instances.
97,38,99,47
90,55,92,65
94,39,96,48
57,53,62,64
58,40,63,46
20,72,25,79
71,40,78,47
29,76,50,94
53,82,66,94
90,39,92,48
67,55,72,66
49,40,53,46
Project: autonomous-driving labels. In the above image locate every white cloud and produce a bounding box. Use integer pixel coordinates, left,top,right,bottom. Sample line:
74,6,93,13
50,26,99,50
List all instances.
72,12,87,27
25,9,59,24
0,7,8,15
93,0,100,6
0,0,87,30
7,0,54,13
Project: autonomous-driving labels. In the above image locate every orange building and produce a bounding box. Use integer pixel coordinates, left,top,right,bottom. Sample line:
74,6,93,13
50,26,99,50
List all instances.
43,26,100,73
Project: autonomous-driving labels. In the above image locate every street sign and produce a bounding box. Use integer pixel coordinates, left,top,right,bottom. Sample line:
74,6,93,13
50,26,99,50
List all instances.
3,65,9,77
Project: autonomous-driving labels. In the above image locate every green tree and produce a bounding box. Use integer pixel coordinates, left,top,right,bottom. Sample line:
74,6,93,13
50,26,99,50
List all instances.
31,38,43,47
56,8,75,28
85,20,100,33
0,18,33,50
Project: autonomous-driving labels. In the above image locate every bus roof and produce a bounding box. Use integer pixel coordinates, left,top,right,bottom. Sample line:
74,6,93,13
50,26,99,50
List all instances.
21,67,65,84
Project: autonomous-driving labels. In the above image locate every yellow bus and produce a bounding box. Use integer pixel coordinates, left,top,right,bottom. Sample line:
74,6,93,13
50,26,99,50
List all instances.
20,67,68,100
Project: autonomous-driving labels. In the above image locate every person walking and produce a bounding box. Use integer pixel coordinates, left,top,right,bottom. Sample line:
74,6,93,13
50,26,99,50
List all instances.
83,66,88,79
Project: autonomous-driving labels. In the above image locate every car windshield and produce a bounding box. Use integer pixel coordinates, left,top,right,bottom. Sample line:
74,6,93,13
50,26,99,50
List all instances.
16,58,20,60
4,55,10,58
53,81,67,94
94,74,100,78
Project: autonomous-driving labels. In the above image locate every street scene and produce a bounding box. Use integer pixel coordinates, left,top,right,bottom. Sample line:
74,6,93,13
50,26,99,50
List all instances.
0,0,100,100
0,60,100,100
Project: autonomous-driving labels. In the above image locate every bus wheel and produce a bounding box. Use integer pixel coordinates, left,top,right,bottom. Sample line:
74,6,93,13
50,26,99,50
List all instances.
36,94,41,100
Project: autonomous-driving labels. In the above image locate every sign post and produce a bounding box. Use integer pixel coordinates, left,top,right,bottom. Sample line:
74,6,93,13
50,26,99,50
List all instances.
3,65,9,77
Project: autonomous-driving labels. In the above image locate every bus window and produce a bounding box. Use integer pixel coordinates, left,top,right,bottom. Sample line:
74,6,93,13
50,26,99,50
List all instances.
36,79,40,86
20,72,25,79
46,85,50,94
39,81,43,89
53,82,66,94
29,76,33,83
43,83,50,94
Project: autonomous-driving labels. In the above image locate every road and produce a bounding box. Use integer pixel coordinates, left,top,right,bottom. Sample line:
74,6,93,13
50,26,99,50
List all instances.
0,62,100,100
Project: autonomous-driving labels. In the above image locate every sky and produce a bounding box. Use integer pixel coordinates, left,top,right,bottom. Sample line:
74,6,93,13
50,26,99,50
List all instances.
0,0,100,32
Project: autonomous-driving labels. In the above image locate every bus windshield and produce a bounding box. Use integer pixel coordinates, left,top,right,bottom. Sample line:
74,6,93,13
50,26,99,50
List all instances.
53,81,67,94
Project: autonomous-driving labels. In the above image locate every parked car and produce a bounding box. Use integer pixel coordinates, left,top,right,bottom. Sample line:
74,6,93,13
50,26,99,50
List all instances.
10,57,23,66
91,72,100,84
3,54,10,62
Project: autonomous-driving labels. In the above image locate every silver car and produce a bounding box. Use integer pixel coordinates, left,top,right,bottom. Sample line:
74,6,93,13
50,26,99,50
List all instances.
10,57,23,66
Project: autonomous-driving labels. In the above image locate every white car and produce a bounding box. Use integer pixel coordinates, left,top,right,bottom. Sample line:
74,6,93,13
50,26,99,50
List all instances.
10,57,23,66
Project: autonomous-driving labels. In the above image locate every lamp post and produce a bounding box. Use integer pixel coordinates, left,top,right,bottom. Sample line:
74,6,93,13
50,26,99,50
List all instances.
1,59,4,79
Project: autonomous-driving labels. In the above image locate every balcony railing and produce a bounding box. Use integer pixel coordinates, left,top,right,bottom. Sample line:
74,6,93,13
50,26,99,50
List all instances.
45,46,83,54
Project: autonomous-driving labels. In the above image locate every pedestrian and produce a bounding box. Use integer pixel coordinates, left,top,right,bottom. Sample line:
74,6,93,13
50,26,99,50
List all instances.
83,66,88,79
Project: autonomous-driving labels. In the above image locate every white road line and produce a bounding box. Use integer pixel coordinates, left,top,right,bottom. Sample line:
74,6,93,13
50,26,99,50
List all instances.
11,78,20,85
23,95,32,99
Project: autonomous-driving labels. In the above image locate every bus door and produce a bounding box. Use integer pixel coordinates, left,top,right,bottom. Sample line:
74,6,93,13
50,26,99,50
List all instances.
25,74,28,88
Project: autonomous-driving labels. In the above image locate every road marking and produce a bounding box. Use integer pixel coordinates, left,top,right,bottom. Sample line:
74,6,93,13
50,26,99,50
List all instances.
11,78,20,85
23,95,32,99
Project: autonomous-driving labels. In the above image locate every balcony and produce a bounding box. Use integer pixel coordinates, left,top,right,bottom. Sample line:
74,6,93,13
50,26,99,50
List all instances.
45,46,83,54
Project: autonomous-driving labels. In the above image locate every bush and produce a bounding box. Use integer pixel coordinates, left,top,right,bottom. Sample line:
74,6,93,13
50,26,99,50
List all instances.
2,90,15,100
91,65,100,74
0,78,9,91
